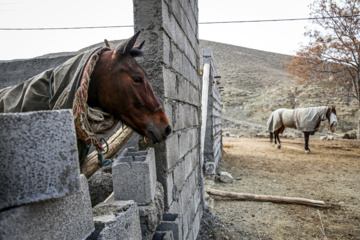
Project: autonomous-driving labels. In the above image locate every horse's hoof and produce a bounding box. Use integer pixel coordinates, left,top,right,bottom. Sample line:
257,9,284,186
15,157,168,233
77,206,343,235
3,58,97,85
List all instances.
305,150,311,154
277,144,281,149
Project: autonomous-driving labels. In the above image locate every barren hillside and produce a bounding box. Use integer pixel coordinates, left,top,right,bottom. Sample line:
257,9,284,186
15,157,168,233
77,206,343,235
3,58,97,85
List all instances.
200,40,359,137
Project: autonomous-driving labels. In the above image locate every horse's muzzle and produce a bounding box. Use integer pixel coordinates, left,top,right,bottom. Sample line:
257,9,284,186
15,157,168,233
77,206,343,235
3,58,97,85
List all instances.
330,121,337,133
145,124,172,143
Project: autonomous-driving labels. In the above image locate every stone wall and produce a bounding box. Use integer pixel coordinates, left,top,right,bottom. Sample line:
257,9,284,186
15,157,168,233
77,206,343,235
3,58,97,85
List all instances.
201,48,222,176
133,0,204,239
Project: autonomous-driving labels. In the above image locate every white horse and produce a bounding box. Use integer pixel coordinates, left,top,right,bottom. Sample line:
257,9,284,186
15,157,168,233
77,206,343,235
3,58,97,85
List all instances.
267,106,337,153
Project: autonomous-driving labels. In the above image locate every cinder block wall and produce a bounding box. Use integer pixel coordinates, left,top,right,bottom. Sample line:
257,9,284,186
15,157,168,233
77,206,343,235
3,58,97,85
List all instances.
133,0,203,239
202,48,222,175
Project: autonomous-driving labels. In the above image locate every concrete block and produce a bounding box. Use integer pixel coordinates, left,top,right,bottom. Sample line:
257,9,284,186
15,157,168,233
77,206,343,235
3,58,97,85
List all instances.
0,110,80,210
178,128,198,159
171,45,183,74
88,165,113,207
165,172,174,207
138,182,165,240
89,200,142,240
205,162,216,175
173,159,185,190
190,205,203,240
153,231,174,240
157,213,182,240
0,175,94,240
165,133,180,170
163,68,177,99
113,147,156,204
168,198,181,214
181,209,189,240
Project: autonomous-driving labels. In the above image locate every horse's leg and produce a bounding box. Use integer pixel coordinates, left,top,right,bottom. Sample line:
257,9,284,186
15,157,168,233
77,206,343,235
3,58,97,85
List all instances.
304,132,311,153
273,130,278,147
270,132,273,143
275,125,285,149
276,130,281,149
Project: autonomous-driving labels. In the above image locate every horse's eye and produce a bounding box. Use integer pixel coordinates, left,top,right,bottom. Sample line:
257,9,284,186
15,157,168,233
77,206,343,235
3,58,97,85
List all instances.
132,77,143,84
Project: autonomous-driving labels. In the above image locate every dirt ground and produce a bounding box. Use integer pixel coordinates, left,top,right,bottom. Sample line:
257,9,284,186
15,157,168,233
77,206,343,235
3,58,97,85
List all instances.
199,137,360,240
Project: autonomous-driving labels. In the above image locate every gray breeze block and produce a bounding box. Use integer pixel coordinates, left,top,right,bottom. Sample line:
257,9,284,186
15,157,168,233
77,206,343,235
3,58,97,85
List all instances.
0,110,81,210
113,147,157,204
153,231,174,240
0,175,94,240
89,200,142,240
156,213,181,240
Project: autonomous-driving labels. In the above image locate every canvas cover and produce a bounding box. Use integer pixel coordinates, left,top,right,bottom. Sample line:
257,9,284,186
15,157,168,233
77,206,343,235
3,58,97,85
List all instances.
0,47,116,163
267,108,288,132
295,106,328,132
267,106,329,132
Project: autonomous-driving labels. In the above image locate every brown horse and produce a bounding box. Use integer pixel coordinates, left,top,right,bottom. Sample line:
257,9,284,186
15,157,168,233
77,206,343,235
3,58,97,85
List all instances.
267,106,337,153
0,31,171,163
88,32,171,144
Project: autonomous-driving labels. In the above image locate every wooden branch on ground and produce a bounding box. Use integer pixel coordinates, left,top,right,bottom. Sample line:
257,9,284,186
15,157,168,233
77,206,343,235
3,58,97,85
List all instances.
206,188,326,207
80,127,134,179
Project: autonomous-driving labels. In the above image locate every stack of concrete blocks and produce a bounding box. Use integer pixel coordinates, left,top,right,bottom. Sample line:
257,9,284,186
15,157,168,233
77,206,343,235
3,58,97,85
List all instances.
201,48,223,176
156,213,182,240
113,148,156,204
133,0,204,239
110,147,163,239
153,231,174,240
87,147,149,240
89,200,142,240
0,110,94,239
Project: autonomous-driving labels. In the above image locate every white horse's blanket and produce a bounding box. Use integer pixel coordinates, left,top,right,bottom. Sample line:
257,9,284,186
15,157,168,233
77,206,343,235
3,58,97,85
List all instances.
267,106,330,132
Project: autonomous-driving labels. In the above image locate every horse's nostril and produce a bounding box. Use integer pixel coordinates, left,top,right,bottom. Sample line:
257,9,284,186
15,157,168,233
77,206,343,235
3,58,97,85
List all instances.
164,125,172,137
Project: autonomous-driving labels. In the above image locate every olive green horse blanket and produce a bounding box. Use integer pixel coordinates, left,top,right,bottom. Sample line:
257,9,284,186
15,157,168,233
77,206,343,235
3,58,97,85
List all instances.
0,47,118,163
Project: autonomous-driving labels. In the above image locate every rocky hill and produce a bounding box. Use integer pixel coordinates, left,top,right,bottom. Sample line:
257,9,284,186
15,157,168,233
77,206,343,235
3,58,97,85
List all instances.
200,40,359,137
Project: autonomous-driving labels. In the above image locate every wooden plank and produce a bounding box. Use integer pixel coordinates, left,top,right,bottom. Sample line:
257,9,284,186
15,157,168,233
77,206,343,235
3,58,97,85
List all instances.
80,126,134,179
206,188,326,207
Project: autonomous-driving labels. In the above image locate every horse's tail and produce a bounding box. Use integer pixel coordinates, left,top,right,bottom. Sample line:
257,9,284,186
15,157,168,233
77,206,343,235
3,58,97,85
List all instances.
270,132,273,143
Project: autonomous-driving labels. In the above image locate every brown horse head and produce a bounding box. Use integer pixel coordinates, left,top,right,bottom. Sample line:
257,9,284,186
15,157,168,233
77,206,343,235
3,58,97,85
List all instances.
88,32,171,143
326,105,337,118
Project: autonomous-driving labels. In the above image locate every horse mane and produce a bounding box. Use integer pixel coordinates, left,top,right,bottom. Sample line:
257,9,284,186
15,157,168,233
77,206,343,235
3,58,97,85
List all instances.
129,48,144,58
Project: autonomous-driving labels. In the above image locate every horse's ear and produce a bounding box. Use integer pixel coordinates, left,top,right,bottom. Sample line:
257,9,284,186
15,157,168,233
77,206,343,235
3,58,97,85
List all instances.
104,39,110,48
115,31,141,55
134,40,145,50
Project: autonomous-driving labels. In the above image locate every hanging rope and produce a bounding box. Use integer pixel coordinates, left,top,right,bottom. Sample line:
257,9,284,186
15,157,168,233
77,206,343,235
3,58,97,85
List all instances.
97,138,112,167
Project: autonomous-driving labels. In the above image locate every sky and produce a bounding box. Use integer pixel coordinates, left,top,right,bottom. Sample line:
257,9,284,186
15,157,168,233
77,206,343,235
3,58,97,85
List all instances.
0,0,314,60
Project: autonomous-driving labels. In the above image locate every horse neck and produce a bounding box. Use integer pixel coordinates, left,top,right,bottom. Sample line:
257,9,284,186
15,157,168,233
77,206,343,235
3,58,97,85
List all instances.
87,51,113,109
326,107,331,120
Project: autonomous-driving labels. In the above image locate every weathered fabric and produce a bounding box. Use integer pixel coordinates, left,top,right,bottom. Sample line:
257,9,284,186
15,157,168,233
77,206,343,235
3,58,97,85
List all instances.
294,106,328,132
72,48,118,151
329,112,337,132
267,108,290,132
267,106,330,133
0,47,115,162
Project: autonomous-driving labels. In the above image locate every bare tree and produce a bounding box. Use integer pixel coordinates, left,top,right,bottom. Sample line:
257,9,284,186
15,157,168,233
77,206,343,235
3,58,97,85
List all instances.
286,0,360,137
